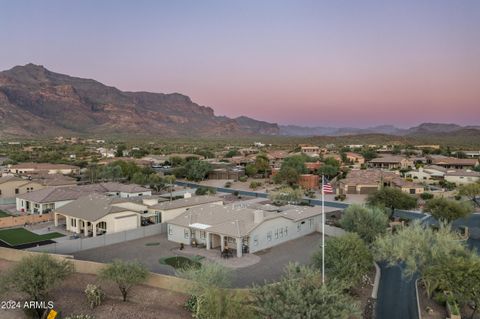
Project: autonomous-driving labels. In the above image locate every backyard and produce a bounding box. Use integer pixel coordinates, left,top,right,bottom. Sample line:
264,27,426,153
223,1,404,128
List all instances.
0,228,64,246
0,259,190,319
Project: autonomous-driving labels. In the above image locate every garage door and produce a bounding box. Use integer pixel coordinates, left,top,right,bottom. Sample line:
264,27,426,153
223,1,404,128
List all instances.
114,215,138,232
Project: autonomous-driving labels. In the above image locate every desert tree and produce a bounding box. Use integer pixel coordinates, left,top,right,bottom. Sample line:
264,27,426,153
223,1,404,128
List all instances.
312,232,373,288
99,259,149,302
423,197,473,223
0,254,73,318
366,187,417,218
252,263,359,319
340,204,389,243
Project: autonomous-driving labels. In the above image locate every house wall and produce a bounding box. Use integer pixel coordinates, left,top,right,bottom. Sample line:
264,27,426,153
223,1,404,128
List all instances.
99,211,140,233
16,198,73,214
444,175,480,185
0,180,44,198
248,215,320,253
167,224,191,245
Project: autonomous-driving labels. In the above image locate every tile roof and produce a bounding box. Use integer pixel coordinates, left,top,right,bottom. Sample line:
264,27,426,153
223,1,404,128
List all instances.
150,195,222,210
169,203,340,237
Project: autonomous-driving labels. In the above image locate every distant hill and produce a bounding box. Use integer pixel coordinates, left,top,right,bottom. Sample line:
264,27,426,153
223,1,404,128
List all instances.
0,64,279,137
279,123,479,137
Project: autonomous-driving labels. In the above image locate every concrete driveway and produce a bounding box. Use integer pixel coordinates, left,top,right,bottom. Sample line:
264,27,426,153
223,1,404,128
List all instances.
73,232,324,288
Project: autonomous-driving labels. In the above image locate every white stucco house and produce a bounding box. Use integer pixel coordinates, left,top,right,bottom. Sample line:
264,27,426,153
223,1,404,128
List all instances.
167,203,340,257
54,193,147,236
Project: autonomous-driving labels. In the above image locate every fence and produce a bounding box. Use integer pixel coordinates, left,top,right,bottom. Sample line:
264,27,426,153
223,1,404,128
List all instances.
27,223,167,254
0,212,54,229
0,246,190,293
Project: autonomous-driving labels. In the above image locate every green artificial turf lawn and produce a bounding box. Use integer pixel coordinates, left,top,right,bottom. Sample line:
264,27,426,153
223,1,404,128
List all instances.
0,228,64,246
0,210,11,218
159,256,201,270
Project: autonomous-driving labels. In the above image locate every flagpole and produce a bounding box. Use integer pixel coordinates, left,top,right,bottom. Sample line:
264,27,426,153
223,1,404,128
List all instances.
321,174,325,284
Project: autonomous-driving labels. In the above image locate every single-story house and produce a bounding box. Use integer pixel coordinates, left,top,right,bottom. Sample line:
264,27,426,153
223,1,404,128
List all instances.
8,163,80,175
54,193,147,236
167,203,340,257
16,182,151,214
0,176,44,203
337,169,424,195
444,170,480,185
149,195,223,223
427,156,479,169
368,156,414,170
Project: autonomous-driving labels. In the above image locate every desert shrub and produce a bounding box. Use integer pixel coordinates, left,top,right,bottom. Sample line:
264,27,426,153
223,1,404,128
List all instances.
84,284,105,309
420,192,434,200
238,176,248,182
224,181,232,188
335,194,346,201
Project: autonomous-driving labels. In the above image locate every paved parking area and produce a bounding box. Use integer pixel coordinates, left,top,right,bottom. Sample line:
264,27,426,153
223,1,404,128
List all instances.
73,232,324,288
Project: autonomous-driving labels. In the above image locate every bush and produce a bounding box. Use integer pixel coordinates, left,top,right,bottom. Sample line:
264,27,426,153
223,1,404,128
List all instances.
420,192,434,200
84,284,105,309
454,195,462,200
195,187,216,196
184,295,197,312
233,191,239,197
238,176,248,182
249,181,262,190
224,181,232,188
335,194,346,201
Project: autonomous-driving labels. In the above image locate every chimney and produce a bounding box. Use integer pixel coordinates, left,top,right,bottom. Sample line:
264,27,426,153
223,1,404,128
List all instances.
254,210,264,224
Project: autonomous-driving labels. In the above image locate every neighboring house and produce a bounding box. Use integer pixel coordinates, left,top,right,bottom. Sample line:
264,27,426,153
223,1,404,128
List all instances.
427,156,479,169
406,165,447,183
149,196,224,223
96,147,116,158
266,150,289,168
54,193,147,236
300,145,321,157
167,203,340,257
16,182,151,214
444,170,480,185
337,169,424,195
0,176,44,203
8,163,80,175
368,156,414,170
345,152,365,165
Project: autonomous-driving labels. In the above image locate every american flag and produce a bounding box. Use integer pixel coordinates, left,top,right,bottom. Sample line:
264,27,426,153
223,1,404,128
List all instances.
322,177,334,194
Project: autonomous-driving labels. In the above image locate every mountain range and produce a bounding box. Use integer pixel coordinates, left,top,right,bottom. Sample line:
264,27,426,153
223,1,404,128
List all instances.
0,64,478,139
278,123,480,137
0,64,279,137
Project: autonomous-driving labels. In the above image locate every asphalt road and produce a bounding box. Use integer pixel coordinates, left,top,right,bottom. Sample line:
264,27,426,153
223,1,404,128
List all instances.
376,263,419,319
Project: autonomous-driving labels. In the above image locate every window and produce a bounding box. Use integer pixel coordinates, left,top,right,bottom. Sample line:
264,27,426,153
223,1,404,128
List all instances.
275,229,279,239
184,229,189,239
15,188,19,194
267,231,272,241
309,218,313,228
168,225,173,235
279,228,283,237
253,235,258,246
285,226,288,236
297,223,301,232
200,231,205,239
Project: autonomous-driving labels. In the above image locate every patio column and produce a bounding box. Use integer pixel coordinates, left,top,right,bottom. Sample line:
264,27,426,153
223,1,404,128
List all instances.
206,232,211,250
76,218,81,234
84,220,89,236
220,235,225,251
54,213,58,227
92,222,97,237
65,216,70,231
236,237,243,258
